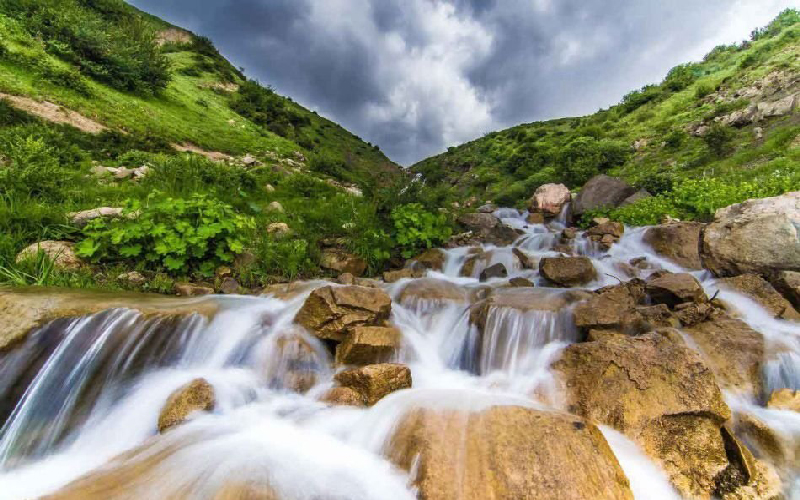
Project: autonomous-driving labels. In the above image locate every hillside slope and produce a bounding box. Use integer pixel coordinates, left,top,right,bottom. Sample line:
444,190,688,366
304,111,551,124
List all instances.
412,10,799,218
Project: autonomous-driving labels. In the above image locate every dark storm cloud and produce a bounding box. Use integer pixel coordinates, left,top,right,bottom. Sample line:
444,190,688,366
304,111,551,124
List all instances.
130,0,792,165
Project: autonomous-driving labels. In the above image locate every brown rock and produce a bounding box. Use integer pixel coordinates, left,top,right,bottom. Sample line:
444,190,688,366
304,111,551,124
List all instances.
15,241,84,270
319,386,365,406
174,282,215,297
319,249,367,277
512,247,536,269
507,277,535,287
334,363,411,405
396,278,470,307
719,274,800,320
646,272,707,307
260,328,328,393
335,326,401,365
587,221,624,239
573,280,646,331
683,316,764,397
643,222,704,270
336,273,355,285
457,212,499,230
573,175,637,216
471,288,591,337
554,330,732,499
526,212,545,224
767,388,800,412
386,405,633,500
158,378,215,433
772,270,800,310
539,256,597,287
383,268,424,283
528,183,571,217
218,277,241,294
674,302,715,326
408,248,446,271
479,263,507,282
734,412,797,470
294,286,391,341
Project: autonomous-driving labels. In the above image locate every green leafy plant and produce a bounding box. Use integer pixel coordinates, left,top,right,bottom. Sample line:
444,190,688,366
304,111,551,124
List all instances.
77,192,255,275
390,203,452,258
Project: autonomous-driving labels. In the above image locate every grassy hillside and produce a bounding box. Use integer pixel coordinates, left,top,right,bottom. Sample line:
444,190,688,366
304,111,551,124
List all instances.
413,9,800,223
0,0,452,292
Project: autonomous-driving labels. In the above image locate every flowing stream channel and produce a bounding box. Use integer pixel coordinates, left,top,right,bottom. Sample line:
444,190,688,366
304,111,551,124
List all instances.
0,208,798,499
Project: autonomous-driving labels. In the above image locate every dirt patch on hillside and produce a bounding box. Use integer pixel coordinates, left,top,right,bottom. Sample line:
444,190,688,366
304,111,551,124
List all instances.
0,93,107,134
156,28,192,46
173,143,233,162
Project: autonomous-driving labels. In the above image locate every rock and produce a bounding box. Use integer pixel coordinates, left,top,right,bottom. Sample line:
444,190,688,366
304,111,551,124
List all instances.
266,201,284,213
619,189,651,206
479,263,507,282
132,165,150,179
512,248,536,269
16,241,84,270
539,256,597,287
354,277,383,288
573,175,637,216
754,126,764,139
69,207,124,227
477,203,497,213
218,277,241,295
335,326,401,365
174,283,214,297
683,316,764,397
643,222,704,270
766,388,800,412
528,183,571,217
117,271,146,286
554,330,732,499
673,302,715,326
387,405,633,500
319,386,365,406
241,153,260,166
457,212,499,230
734,412,796,470
573,280,647,331
396,278,470,307
336,273,355,285
507,277,535,287
719,274,799,320
526,212,545,224
112,166,133,179
701,192,800,278
757,93,797,118
646,272,707,307
383,268,424,283
586,221,624,249
157,378,215,433
334,363,411,405
264,183,276,193
407,248,446,271
215,266,233,279
294,286,391,341
772,270,800,310
266,222,291,236
319,249,367,277
460,249,519,278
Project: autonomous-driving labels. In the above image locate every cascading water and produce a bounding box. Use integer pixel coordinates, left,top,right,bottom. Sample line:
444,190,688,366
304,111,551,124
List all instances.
0,209,797,499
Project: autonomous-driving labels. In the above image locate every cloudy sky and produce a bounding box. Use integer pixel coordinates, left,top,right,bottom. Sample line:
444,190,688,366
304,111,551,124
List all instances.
130,0,795,165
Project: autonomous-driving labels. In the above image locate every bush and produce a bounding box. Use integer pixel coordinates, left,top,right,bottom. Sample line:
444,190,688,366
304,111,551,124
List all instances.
0,133,84,199
702,124,736,157
663,64,697,92
390,203,452,258
620,85,663,113
230,80,310,138
77,192,255,275
695,84,715,99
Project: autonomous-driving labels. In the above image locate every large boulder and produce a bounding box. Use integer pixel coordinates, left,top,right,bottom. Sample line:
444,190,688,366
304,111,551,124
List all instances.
294,286,391,341
335,326,401,366
539,257,597,287
157,378,215,433
15,241,84,270
701,192,800,278
643,222,704,270
69,207,125,227
573,280,647,331
319,249,367,277
528,183,571,217
457,212,499,230
407,248,446,272
645,272,707,307
772,270,800,310
386,405,633,500
334,363,411,406
453,214,522,246
719,273,800,320
553,330,733,499
572,175,637,216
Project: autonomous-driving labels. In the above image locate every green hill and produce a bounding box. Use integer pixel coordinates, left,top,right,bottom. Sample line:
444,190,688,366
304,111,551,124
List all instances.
412,9,800,223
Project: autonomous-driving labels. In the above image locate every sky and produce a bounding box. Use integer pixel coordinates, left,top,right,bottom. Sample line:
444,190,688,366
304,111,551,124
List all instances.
129,0,796,165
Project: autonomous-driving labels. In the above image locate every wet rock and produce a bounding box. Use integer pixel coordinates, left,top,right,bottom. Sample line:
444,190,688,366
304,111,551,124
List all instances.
643,222,704,270
673,302,715,326
587,221,624,250
457,212,499,230
512,247,536,269
479,263,507,282
353,277,384,288
383,268,424,283
387,405,633,500
334,363,411,405
158,378,215,433
117,271,146,286
734,412,796,470
336,273,355,285
294,286,391,341
407,248,446,271
701,192,800,278
507,277,535,288
539,256,597,287
266,222,291,236
573,280,647,331
767,388,800,412
772,270,800,310
319,249,367,277
174,282,214,297
16,241,84,270
646,272,707,307
260,328,327,393
526,212,545,224
477,203,497,213
719,274,800,320
528,183,571,217
554,330,732,499
396,278,470,307
573,175,637,216
319,386,365,406
69,207,124,228
683,316,764,398
218,277,241,295
335,326,401,366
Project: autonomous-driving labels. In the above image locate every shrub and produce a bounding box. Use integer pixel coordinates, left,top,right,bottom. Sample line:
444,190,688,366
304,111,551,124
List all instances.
695,84,714,99
620,85,663,113
663,64,697,92
702,124,736,157
390,203,452,258
0,133,84,199
230,80,310,138
77,192,255,275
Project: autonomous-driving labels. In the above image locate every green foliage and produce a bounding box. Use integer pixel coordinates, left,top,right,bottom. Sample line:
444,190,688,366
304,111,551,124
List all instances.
0,132,84,199
560,137,630,187
702,124,736,157
390,203,453,258
620,85,663,113
77,192,255,275
230,80,310,138
751,8,800,41
663,64,697,91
